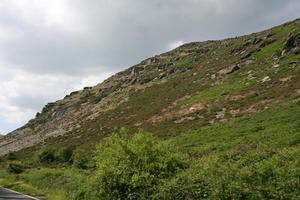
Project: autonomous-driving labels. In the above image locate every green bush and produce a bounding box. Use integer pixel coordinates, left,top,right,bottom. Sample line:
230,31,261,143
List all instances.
90,128,187,200
36,147,57,164
7,152,17,160
60,145,76,163
72,149,90,169
7,162,24,174
154,164,212,200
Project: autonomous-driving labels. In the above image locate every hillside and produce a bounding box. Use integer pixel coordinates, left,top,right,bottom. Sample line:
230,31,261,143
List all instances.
1,18,300,156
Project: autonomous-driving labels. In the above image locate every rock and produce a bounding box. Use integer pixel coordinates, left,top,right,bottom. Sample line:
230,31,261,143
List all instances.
288,61,298,66
279,76,293,82
253,38,263,45
167,68,176,75
83,87,92,90
158,73,167,79
272,64,280,68
70,91,79,96
189,103,204,112
129,78,137,85
189,107,197,111
230,109,240,117
259,39,276,48
174,118,185,124
139,78,152,84
262,76,271,82
283,33,300,52
216,108,226,119
218,65,240,75
211,74,216,79
242,48,260,59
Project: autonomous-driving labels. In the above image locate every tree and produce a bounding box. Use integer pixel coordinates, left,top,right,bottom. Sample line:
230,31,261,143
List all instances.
91,128,187,200
73,149,90,169
60,145,76,163
36,147,56,164
7,152,17,160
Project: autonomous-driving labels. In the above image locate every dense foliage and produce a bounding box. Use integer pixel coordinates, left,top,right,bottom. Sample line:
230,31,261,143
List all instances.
90,128,187,199
7,162,24,174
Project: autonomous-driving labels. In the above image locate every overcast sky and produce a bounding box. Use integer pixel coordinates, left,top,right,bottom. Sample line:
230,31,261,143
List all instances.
0,0,299,134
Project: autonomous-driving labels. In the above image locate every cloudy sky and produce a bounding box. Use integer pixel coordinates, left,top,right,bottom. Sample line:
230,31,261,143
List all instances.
0,0,299,134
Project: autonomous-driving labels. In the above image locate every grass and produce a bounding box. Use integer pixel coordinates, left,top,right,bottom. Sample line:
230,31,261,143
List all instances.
272,21,298,36
251,40,284,60
175,100,300,154
0,168,90,200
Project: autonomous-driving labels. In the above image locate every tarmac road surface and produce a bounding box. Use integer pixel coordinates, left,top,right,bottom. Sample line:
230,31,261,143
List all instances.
0,186,39,200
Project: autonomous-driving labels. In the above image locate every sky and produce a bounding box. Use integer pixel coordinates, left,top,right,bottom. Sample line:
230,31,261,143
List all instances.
0,0,300,135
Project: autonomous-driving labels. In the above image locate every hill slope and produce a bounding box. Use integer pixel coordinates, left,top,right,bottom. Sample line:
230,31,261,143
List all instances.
1,18,300,156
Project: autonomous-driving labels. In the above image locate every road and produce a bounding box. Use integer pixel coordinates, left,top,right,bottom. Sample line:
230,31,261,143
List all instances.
0,186,39,200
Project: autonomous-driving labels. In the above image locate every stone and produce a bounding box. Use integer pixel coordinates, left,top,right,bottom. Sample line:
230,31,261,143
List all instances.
262,76,271,82
129,78,137,85
218,65,240,75
288,61,298,66
216,108,226,119
283,33,300,52
253,38,263,45
272,64,280,68
259,39,276,48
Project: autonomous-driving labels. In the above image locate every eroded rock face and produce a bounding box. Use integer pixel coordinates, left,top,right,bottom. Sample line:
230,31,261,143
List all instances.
284,33,300,52
0,101,96,156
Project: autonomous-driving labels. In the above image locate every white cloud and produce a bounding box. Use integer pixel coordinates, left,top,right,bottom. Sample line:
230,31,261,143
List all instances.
0,65,112,126
168,40,185,50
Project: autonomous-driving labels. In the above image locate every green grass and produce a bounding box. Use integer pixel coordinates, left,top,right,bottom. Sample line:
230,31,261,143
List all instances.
175,100,300,153
272,22,296,36
177,79,251,107
251,40,284,60
0,168,90,200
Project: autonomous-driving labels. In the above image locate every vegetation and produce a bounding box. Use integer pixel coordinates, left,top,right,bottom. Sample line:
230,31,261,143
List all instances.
7,162,24,174
72,149,91,169
90,128,187,199
36,147,57,164
60,145,76,163
1,101,300,199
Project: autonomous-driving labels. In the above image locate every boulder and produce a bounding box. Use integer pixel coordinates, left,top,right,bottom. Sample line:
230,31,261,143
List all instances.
288,61,298,66
262,76,271,83
283,33,300,52
218,65,240,75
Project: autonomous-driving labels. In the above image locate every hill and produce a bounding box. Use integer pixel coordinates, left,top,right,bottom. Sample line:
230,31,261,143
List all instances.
0,18,299,200
0,18,300,156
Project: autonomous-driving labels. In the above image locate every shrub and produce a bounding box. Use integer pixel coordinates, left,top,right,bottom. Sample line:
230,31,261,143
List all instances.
7,152,17,160
36,147,57,164
91,128,187,200
72,149,90,169
154,164,212,200
7,162,24,174
60,145,76,163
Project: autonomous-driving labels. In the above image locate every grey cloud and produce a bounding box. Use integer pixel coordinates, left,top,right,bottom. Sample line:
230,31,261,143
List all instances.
0,0,299,76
